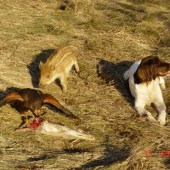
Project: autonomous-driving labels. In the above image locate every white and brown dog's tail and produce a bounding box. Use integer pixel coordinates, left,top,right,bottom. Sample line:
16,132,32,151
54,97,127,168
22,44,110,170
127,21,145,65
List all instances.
124,69,130,80
123,60,142,80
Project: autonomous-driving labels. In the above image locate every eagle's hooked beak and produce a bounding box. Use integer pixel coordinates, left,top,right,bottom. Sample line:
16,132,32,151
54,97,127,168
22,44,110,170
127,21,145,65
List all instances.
34,109,42,117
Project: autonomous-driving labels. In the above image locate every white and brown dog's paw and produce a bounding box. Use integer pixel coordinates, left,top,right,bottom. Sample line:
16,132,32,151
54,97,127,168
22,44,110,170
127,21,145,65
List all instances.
157,116,166,126
146,116,157,124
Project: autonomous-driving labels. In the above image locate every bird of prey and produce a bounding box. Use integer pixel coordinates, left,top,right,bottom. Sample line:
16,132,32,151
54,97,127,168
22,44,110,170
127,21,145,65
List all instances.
0,88,78,127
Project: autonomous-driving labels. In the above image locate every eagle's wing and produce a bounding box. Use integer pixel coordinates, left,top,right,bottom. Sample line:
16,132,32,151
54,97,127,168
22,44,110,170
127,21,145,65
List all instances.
0,92,24,107
43,94,78,119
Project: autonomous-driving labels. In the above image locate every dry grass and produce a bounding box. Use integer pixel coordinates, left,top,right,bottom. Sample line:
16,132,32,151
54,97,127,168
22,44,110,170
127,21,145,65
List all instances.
0,0,170,169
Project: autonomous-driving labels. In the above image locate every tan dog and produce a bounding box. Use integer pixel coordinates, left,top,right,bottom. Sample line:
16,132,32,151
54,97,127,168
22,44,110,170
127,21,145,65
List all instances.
39,45,79,92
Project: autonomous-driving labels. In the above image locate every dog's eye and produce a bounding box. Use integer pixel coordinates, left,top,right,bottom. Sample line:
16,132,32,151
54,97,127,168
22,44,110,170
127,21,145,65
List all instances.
46,75,50,78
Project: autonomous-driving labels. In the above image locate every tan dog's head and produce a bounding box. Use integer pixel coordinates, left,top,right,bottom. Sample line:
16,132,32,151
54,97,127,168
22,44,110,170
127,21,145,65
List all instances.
39,61,56,88
134,56,170,84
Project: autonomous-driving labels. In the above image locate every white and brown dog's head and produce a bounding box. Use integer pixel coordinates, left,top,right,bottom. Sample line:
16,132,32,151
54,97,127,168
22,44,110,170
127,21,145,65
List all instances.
134,56,170,84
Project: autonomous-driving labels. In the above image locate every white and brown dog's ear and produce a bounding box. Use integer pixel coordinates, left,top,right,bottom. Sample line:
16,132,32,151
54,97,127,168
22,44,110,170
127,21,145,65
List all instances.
134,56,157,84
134,56,170,84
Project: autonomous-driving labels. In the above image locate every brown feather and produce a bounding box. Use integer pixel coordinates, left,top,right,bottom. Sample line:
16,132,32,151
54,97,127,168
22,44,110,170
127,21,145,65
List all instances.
0,92,24,107
43,94,78,119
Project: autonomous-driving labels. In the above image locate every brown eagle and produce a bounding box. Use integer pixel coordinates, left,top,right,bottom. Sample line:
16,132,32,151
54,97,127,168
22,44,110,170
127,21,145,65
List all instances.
0,88,78,127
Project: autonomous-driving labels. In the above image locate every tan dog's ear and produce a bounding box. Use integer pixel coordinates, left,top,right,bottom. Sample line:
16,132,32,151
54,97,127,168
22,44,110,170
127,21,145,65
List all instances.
39,61,44,69
50,64,55,71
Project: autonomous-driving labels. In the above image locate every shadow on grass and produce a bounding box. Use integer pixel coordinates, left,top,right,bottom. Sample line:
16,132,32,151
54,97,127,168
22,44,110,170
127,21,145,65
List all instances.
15,152,59,169
0,90,6,98
26,148,91,163
0,87,22,99
5,87,22,93
27,49,55,88
164,158,170,169
70,144,130,170
19,145,130,170
27,151,59,161
97,59,134,106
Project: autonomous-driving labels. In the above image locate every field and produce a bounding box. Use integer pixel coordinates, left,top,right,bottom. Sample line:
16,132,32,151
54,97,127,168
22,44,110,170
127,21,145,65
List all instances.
0,0,170,169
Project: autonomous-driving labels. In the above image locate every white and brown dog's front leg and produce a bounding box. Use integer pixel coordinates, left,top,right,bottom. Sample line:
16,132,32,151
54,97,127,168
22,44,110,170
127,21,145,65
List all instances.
159,77,166,90
153,88,167,125
135,99,157,123
154,101,167,125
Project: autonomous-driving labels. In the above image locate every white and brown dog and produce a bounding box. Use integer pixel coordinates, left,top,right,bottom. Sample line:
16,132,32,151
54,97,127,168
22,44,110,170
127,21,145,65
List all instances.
124,56,170,125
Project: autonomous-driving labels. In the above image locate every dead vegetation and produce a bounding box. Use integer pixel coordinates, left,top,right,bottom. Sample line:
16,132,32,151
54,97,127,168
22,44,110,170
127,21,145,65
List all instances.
0,0,170,169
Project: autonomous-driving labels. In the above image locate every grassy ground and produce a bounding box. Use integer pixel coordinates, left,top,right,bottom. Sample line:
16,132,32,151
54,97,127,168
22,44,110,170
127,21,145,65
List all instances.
0,0,170,169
